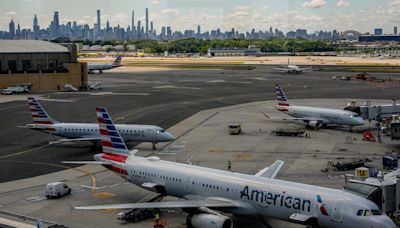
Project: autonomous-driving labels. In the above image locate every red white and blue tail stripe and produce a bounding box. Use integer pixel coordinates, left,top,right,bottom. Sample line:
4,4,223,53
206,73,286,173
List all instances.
28,97,57,125
96,107,129,155
275,84,289,111
112,56,122,68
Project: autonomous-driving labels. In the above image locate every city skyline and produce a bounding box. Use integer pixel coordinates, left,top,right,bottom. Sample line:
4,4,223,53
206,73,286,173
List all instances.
1,0,399,34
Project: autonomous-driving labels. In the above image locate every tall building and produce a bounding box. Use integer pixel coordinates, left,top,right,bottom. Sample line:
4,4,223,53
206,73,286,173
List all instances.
96,9,101,37
374,28,383,36
9,18,15,39
197,25,201,35
137,20,141,37
150,21,154,34
131,10,135,32
394,26,398,35
52,11,60,38
145,8,149,37
33,14,39,32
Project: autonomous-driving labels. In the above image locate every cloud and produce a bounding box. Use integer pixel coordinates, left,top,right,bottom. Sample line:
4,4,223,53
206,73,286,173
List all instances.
337,0,350,7
151,0,159,4
161,8,180,17
5,11,17,16
302,0,326,8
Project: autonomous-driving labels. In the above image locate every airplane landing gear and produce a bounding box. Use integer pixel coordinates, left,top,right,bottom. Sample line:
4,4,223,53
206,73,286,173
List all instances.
99,70,103,74
152,142,157,150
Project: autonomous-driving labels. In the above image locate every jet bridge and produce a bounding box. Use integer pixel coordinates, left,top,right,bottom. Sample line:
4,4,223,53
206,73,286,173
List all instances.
343,170,400,214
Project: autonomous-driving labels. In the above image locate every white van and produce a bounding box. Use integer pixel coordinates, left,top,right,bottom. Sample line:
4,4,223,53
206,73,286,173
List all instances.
45,182,71,199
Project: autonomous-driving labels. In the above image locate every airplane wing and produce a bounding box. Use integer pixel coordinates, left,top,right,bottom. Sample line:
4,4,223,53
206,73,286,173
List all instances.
62,161,111,165
270,117,324,122
255,160,284,179
273,67,289,71
74,199,237,211
56,137,101,143
299,67,312,71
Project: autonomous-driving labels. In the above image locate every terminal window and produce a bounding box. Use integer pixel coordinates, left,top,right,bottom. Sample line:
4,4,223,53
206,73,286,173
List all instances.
22,60,32,70
8,60,17,71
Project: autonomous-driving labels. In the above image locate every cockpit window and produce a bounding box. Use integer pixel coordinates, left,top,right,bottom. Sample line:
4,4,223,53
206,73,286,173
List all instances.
371,209,382,216
357,209,363,216
353,114,360,117
364,210,372,216
156,129,166,134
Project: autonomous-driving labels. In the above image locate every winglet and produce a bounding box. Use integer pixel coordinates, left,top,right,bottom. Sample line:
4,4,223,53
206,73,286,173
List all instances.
255,160,284,179
96,107,130,155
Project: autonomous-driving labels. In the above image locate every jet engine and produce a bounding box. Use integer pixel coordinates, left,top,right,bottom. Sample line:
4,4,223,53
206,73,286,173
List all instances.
188,213,233,228
307,121,320,128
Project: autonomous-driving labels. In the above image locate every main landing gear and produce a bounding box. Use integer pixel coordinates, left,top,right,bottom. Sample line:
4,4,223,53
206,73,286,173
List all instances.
152,142,157,150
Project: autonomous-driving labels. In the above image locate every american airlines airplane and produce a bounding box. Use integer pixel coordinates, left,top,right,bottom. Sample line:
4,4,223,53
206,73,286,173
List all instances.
275,84,364,129
67,107,395,228
24,97,174,149
87,56,122,74
273,59,312,74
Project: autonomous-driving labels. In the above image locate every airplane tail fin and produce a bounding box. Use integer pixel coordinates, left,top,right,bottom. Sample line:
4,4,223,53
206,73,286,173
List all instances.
112,56,122,68
96,107,130,155
28,97,58,124
275,84,290,109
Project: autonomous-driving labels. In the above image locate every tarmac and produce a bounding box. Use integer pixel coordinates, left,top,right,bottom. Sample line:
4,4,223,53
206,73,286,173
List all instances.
0,65,399,227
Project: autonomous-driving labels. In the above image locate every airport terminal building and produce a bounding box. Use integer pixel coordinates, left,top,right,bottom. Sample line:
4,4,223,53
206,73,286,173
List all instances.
0,40,87,92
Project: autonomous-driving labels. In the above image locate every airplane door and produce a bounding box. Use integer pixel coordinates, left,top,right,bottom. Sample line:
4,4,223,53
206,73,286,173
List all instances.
332,200,344,222
184,176,192,193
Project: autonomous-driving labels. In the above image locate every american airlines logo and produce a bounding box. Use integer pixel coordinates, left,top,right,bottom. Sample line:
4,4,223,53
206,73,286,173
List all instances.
240,186,311,212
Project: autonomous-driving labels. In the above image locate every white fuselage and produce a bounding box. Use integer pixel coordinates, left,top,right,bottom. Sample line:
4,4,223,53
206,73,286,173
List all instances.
282,105,364,126
99,155,394,228
28,123,174,143
87,63,114,72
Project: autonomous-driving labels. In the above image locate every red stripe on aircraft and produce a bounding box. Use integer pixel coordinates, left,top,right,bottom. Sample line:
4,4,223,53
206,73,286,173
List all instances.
102,153,128,163
100,129,109,135
101,141,113,147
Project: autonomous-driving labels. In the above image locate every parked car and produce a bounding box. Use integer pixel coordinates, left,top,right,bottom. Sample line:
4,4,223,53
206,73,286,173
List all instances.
45,182,71,199
1,89,12,95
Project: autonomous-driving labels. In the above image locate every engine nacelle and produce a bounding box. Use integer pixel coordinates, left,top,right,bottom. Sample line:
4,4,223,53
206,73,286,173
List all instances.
188,213,233,228
308,120,320,128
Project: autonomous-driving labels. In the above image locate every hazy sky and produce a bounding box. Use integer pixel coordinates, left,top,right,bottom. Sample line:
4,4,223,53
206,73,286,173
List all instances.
1,0,399,34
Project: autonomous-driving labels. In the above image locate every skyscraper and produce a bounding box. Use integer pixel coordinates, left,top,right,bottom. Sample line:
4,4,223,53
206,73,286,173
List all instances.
9,18,15,39
394,26,398,35
197,25,201,35
150,21,154,34
33,14,39,32
96,10,101,38
131,10,135,31
52,11,60,38
145,8,149,37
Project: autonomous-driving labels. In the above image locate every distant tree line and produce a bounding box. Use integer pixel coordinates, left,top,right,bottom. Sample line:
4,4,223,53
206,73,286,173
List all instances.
83,38,337,54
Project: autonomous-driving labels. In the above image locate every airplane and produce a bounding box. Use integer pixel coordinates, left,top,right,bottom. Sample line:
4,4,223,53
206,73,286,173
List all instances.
274,84,364,130
24,97,174,149
87,56,122,74
273,59,312,74
65,107,395,228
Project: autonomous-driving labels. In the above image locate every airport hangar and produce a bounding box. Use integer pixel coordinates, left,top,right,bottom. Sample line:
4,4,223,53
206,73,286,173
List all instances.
0,40,88,92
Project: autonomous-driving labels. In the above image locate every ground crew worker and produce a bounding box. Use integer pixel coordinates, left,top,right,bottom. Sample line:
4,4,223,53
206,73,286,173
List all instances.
155,212,160,224
227,160,232,171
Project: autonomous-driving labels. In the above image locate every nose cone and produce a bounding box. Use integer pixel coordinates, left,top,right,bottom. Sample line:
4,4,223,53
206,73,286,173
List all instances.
164,132,175,141
357,117,365,126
